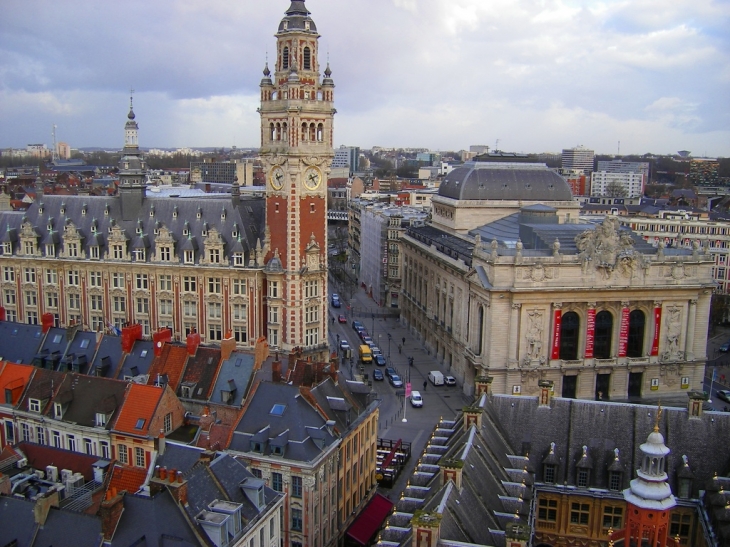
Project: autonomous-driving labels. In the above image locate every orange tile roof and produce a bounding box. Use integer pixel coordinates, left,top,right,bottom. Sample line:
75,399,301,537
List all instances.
112,383,163,437
108,464,148,495
146,344,189,391
0,362,34,405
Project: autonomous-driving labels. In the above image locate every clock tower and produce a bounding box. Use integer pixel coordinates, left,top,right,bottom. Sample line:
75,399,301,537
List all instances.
260,0,335,355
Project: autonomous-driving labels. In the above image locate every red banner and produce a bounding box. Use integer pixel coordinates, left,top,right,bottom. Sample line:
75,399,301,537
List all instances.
651,306,662,356
551,309,562,359
585,308,595,358
618,306,630,357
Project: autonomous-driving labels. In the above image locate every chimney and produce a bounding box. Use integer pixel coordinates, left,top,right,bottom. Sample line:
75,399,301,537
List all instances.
33,488,60,525
199,450,216,465
411,511,442,547
220,332,236,360
474,375,493,397
440,459,463,490
152,328,172,357
186,329,201,356
121,324,143,354
538,380,554,407
99,490,125,541
155,429,166,456
168,471,188,506
41,313,54,333
0,473,10,496
687,391,708,418
272,360,282,383
463,407,482,430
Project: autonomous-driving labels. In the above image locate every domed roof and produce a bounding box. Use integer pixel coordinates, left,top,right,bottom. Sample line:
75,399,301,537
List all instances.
279,1,317,33
438,163,573,201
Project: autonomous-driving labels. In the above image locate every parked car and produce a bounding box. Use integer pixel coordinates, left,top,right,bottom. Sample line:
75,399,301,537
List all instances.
720,340,730,352
338,314,347,323
331,294,341,308
361,335,373,345
428,370,445,386
374,355,387,366
352,320,364,331
385,366,396,379
717,390,730,404
373,369,384,381
389,374,403,388
444,375,456,386
410,391,423,407
339,339,350,351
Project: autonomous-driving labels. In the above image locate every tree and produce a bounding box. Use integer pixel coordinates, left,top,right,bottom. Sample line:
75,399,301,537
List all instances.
604,180,628,197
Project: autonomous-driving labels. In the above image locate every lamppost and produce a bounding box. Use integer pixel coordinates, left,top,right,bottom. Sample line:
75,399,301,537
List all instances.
387,332,392,360
372,313,375,336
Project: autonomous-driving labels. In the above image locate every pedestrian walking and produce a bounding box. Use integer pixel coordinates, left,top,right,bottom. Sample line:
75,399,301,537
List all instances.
423,380,427,391
398,344,402,354
402,337,406,346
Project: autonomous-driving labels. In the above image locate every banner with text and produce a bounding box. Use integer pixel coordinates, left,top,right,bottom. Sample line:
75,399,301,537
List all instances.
585,308,595,358
551,309,562,360
618,306,630,357
651,306,662,356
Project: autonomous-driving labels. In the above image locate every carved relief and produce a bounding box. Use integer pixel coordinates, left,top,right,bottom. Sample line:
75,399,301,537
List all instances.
662,306,682,361
575,217,645,279
524,309,545,364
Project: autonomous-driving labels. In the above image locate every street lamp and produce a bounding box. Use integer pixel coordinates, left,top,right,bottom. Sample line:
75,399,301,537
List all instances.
372,313,375,335
387,332,392,360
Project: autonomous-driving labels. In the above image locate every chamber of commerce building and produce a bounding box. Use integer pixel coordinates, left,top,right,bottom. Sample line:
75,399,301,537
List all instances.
400,162,715,400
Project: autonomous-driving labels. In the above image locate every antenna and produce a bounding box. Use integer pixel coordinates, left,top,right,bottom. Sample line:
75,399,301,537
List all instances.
494,139,500,153
617,140,620,156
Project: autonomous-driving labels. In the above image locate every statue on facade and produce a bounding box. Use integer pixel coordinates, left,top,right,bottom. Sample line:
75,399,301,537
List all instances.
575,217,644,279
525,309,544,361
663,306,682,361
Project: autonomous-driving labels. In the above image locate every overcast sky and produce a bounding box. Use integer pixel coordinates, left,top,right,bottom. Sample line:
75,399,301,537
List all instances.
1,0,728,156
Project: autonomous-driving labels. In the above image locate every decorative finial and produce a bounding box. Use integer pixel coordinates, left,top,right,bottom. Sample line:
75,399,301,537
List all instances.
654,402,663,433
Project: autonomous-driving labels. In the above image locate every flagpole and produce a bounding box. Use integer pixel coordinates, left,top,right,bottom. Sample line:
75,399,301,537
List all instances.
708,368,716,404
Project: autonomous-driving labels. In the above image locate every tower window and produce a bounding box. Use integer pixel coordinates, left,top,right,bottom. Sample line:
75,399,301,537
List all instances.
282,46,289,70
303,47,311,70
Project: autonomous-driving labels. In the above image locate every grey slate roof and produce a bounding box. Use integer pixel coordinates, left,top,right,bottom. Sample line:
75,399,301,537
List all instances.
209,351,254,406
0,191,266,267
0,321,44,364
110,490,199,547
229,381,337,462
438,162,573,202
488,395,730,497
53,373,127,430
32,507,104,547
0,496,38,547
157,442,207,474
117,339,156,380
89,334,123,378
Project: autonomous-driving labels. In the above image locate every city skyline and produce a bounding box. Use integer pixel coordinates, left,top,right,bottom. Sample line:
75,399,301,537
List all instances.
1,0,728,157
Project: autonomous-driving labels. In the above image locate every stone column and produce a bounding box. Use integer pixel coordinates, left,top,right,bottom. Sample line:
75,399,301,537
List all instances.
509,303,521,364
685,299,697,360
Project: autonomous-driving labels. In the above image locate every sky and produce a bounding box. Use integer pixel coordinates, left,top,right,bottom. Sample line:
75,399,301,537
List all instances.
1,0,729,157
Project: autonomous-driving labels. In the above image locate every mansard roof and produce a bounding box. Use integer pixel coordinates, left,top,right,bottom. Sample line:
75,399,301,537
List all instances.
0,192,266,267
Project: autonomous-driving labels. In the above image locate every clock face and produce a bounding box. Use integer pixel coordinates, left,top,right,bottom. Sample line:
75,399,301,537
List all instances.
270,166,285,190
304,167,322,190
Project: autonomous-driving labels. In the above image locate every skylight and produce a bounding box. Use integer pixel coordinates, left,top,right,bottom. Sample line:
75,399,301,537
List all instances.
53,334,62,344
80,339,90,349
270,404,286,416
135,418,146,429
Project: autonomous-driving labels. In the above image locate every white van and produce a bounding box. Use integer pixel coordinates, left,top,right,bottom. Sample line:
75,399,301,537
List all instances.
428,371,444,386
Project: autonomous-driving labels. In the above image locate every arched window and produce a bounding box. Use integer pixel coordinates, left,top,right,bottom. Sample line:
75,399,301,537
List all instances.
303,47,311,70
282,122,288,142
275,123,281,141
317,123,324,142
594,311,613,359
559,312,579,360
627,310,645,357
282,47,289,70
309,123,316,141
477,306,484,356
301,123,308,141
270,123,275,142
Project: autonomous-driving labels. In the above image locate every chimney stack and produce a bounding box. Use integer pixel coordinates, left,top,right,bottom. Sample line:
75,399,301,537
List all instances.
186,329,201,356
99,490,125,541
220,333,236,360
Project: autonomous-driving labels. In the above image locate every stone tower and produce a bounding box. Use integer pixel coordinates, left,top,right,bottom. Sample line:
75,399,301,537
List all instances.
260,1,334,355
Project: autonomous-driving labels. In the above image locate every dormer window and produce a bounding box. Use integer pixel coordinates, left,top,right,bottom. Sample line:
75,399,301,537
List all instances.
221,209,226,220
29,398,41,412
544,464,556,484
104,206,110,216
1,242,11,255
251,441,263,453
136,226,143,235
54,402,63,419
60,204,66,215
39,204,44,214
149,207,155,217
609,470,622,491
173,207,178,218
196,208,202,219
82,206,87,216
184,250,194,264
95,412,107,427
271,445,283,456
577,468,590,488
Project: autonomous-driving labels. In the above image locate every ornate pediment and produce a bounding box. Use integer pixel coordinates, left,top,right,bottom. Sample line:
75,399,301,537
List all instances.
575,217,646,279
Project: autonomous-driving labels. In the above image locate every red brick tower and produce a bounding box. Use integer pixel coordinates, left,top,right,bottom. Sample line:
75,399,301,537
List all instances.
259,1,334,356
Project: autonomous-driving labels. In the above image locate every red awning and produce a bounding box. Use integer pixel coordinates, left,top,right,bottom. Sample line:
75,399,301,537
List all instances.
346,493,395,546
